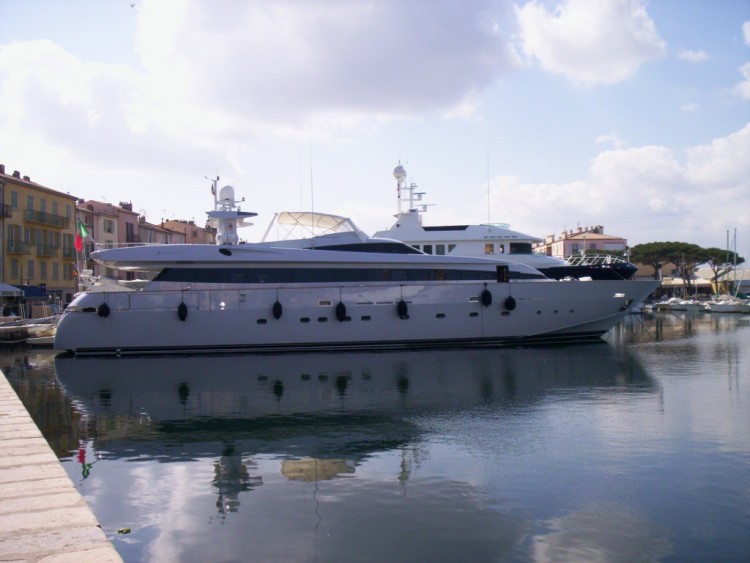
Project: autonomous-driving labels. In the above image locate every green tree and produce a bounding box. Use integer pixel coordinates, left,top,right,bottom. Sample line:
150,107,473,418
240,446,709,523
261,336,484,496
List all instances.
704,247,745,294
630,242,669,280
664,242,708,294
630,242,711,293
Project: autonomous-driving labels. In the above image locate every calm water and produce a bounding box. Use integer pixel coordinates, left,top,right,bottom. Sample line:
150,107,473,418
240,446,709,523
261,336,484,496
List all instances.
4,312,749,563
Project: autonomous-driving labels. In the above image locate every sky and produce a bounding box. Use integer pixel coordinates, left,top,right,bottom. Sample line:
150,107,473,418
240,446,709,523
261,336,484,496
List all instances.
1,0,749,251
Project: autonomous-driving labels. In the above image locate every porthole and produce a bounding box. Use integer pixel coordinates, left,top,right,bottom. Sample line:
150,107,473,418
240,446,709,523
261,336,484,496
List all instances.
318,317,328,322
469,312,479,317
300,317,310,323
361,315,371,321
436,313,446,319
257,318,267,324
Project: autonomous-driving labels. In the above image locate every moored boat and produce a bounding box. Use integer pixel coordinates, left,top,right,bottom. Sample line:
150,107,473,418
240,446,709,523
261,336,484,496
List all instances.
54,183,658,356
373,163,638,281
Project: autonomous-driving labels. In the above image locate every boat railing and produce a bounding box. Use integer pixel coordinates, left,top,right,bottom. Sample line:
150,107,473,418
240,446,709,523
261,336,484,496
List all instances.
565,254,632,267
93,241,207,251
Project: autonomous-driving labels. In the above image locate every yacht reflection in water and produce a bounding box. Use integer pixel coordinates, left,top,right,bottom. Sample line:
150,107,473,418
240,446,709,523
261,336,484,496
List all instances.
55,344,655,530
56,343,654,461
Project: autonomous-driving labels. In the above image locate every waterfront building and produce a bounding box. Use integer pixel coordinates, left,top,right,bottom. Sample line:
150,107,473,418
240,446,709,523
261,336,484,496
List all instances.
0,163,78,310
162,219,215,244
77,200,187,282
535,226,628,259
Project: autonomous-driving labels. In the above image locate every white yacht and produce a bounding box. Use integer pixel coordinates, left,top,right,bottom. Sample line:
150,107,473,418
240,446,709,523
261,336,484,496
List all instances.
373,164,638,281
54,183,658,356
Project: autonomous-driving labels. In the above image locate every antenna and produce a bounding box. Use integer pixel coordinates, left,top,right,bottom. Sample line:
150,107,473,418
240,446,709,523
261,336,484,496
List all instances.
309,111,315,246
486,137,491,228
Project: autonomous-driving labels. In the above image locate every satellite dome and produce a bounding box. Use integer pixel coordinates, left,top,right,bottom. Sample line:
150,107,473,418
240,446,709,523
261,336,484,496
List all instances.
393,164,406,182
218,185,235,202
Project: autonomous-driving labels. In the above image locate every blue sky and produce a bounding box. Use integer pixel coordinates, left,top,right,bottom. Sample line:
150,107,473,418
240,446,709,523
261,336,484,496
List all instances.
1,0,748,251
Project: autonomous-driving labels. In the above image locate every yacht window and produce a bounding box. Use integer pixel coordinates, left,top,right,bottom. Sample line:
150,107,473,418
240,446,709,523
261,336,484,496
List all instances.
498,245,505,254
484,243,494,254
448,244,456,253
150,266,542,284
436,244,445,255
312,242,422,254
509,242,532,254
423,245,433,255
411,245,420,251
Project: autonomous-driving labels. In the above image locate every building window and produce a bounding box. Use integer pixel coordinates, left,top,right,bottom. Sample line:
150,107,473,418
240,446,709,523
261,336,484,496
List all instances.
11,191,18,209
26,195,33,211
40,199,47,213
52,262,59,280
26,260,34,280
484,243,494,254
103,219,115,234
66,204,71,219
40,262,47,280
52,201,58,216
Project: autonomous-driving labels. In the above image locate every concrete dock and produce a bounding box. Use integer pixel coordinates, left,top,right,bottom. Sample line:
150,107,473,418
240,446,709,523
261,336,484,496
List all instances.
0,372,122,562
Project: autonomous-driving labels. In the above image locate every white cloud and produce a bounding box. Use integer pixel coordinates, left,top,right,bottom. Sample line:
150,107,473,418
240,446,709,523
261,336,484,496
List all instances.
515,0,666,85
734,62,750,100
595,134,626,149
485,125,750,247
685,123,750,186
677,49,708,63
743,21,750,45
680,102,699,112
0,0,519,220
134,0,515,132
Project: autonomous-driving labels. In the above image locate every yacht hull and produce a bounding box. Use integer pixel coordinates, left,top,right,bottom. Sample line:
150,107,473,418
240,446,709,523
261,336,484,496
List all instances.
55,279,658,355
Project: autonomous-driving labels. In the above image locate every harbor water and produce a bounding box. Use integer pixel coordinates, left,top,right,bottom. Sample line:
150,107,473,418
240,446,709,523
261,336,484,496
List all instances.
4,312,749,562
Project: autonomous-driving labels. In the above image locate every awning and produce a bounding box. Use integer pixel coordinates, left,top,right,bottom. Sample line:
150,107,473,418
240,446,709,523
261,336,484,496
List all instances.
0,283,23,297
11,285,48,298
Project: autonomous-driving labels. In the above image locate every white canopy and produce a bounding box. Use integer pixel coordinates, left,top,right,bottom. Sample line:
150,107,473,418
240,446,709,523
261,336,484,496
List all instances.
0,283,22,297
262,211,368,242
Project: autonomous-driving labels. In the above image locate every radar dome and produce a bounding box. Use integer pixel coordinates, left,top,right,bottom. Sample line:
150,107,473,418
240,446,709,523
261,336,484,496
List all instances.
218,185,235,202
393,164,406,182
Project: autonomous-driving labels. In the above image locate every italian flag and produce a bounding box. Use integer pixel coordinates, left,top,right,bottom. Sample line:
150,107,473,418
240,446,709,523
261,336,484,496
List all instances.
75,219,89,252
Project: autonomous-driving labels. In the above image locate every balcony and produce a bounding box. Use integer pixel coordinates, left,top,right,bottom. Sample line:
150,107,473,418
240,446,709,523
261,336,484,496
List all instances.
37,244,59,257
7,241,31,255
0,203,12,218
62,247,77,258
23,209,71,228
